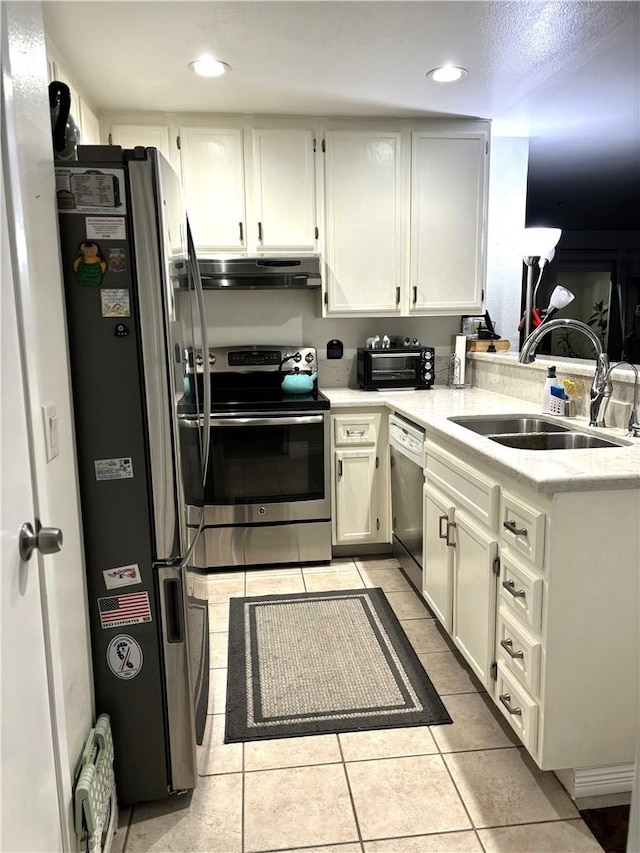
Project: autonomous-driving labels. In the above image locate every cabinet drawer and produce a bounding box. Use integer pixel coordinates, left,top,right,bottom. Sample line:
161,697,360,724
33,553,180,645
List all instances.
333,414,379,446
500,491,546,568
495,662,539,754
425,442,499,530
497,607,542,696
499,551,544,632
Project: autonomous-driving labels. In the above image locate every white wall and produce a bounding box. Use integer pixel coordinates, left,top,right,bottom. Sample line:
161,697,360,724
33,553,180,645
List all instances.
196,288,462,386
485,136,530,349
4,2,94,848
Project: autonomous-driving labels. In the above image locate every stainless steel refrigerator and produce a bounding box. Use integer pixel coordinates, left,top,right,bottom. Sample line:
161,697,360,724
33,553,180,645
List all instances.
56,146,210,805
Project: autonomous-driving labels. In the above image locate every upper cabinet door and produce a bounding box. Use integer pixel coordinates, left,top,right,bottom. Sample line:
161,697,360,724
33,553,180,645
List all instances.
410,132,488,315
178,127,246,253
323,131,404,315
109,124,175,168
250,129,317,253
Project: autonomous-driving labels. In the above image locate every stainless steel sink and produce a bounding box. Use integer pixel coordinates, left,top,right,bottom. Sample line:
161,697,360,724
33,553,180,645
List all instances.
449,415,571,436
448,413,630,450
491,432,627,451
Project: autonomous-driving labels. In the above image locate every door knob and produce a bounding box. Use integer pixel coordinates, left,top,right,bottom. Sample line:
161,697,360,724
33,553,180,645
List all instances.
19,522,63,562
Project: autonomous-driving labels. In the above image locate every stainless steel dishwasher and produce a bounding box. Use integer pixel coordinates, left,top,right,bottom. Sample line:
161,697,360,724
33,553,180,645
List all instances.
389,413,425,591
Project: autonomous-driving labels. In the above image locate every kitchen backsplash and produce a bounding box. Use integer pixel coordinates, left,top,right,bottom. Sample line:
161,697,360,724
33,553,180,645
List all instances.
202,288,461,387
469,351,636,429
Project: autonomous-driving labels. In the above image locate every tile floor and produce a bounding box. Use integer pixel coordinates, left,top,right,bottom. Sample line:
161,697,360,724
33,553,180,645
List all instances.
114,556,605,853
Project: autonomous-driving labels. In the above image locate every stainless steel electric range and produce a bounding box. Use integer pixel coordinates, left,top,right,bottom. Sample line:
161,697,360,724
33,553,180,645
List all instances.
178,345,331,569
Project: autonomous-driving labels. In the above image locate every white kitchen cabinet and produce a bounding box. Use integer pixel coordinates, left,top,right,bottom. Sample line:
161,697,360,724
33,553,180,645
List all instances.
322,122,489,317
410,132,488,314
422,483,454,631
331,410,390,547
178,126,247,252
108,123,175,169
323,131,405,315
177,125,319,254
249,129,317,252
425,432,639,783
334,449,379,543
424,441,500,687
451,508,499,686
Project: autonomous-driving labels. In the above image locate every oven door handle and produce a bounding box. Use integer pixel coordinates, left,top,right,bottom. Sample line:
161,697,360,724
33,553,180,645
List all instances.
180,415,325,428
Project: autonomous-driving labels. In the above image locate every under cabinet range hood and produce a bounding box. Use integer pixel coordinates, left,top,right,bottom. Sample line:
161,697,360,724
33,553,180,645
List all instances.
175,256,322,289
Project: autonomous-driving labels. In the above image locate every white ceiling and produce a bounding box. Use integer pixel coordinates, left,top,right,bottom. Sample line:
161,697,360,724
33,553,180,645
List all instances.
43,1,640,230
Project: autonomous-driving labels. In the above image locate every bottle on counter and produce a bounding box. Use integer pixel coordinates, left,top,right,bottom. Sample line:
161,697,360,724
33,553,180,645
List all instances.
541,366,563,414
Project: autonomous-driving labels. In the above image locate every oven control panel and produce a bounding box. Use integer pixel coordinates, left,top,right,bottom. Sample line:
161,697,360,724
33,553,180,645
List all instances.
184,345,318,374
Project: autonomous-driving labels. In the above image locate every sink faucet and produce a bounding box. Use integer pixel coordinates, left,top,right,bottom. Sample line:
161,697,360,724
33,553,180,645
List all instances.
600,361,640,437
519,318,612,426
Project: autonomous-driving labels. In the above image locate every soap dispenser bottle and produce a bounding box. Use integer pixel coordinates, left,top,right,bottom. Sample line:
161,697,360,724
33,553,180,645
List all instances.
542,366,561,414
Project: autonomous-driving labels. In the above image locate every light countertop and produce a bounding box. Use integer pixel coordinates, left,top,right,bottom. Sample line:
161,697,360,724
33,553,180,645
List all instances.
323,386,640,494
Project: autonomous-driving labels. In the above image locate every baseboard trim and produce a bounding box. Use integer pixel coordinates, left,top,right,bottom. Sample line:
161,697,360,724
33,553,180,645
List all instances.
332,544,392,557
555,763,636,799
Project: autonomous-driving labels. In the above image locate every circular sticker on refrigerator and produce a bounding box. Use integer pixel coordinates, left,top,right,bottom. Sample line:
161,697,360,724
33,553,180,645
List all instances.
107,634,143,680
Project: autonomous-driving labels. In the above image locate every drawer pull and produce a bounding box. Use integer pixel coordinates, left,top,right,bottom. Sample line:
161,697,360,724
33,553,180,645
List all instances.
503,519,528,536
500,638,524,659
502,579,526,599
499,693,522,716
346,428,365,436
438,514,448,540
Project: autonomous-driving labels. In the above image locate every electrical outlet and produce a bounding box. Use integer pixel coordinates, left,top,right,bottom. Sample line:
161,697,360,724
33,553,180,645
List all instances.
42,402,59,462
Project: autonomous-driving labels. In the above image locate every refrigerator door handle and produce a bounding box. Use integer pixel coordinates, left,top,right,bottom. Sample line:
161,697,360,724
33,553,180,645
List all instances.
157,564,197,792
187,222,210,491
163,577,185,643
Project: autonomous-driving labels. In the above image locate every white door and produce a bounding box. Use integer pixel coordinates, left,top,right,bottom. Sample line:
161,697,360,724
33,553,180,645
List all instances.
410,132,488,314
250,128,317,252
422,484,454,631
179,126,246,252
1,149,63,852
452,508,498,688
109,123,177,172
334,449,378,543
323,131,404,315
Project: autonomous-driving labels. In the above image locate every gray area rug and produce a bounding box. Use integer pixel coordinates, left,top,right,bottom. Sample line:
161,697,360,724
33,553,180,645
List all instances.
225,588,452,743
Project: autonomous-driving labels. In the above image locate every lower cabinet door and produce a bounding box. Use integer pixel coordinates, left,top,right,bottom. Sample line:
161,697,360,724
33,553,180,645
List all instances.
452,508,499,687
423,483,454,632
334,448,378,543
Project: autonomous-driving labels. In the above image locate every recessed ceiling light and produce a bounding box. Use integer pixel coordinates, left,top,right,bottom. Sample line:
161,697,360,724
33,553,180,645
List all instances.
188,57,231,78
426,65,468,83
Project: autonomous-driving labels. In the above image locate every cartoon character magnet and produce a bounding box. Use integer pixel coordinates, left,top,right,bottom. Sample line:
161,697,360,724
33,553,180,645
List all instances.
73,240,106,286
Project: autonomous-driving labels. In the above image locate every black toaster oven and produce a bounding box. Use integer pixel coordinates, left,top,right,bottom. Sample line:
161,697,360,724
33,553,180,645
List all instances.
357,346,435,390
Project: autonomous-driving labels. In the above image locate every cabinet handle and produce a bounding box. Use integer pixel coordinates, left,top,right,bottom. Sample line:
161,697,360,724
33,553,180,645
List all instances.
239,222,244,244
499,693,522,716
438,514,448,540
346,428,365,436
258,221,263,243
503,519,528,536
500,638,524,659
446,520,456,548
502,579,526,599
413,286,418,305
338,459,343,478
396,286,400,306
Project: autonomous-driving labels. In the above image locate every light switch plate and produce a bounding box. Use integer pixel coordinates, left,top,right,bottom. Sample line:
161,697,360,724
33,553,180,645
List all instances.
42,402,59,462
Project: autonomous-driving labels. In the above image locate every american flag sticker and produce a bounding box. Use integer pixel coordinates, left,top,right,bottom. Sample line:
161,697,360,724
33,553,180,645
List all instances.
98,591,152,629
